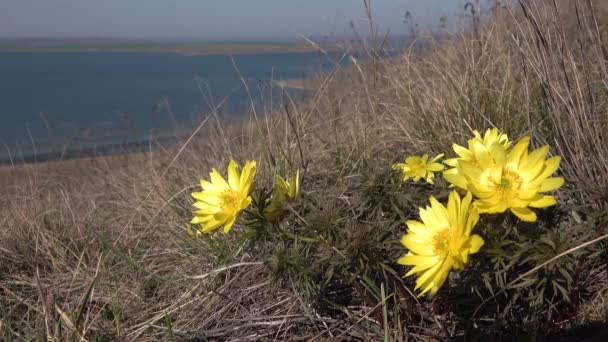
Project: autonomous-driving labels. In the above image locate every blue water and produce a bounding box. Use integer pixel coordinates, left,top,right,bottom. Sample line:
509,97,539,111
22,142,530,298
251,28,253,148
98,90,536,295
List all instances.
0,51,335,161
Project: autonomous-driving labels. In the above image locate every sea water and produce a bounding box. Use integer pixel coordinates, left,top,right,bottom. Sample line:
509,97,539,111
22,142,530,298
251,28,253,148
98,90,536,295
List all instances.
0,51,336,162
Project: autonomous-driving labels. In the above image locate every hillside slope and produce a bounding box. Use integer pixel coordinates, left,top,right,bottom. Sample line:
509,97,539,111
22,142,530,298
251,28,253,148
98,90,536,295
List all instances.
1,1,607,340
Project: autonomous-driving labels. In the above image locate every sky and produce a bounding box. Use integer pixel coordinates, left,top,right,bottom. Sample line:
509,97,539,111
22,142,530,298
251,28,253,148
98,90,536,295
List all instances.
0,0,484,40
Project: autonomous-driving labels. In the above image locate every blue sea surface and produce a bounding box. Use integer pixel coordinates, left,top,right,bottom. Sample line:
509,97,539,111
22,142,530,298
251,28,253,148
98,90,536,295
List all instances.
0,51,335,161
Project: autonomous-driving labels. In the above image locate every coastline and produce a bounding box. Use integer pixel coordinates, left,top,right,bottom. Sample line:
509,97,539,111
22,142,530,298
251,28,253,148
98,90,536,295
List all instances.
0,135,181,167
0,41,337,56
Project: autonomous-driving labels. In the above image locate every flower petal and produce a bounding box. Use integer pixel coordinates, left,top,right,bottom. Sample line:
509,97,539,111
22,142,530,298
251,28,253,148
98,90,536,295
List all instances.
472,141,492,169
209,168,229,189
540,177,564,192
444,171,468,190
401,234,436,256
227,160,241,190
510,207,537,222
223,216,237,233
507,136,530,167
426,162,445,172
489,142,506,165
453,144,473,160
467,234,484,254
529,195,557,208
538,156,561,179
430,154,445,163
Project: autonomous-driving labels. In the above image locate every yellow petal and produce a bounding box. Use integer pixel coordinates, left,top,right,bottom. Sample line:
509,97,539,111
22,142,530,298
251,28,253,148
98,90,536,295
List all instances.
517,186,543,200
406,220,435,238
526,145,550,168
472,130,482,140
399,254,438,272
192,192,221,205
193,206,219,215
529,195,557,208
241,196,253,209
190,216,205,224
227,159,241,190
202,219,224,233
426,162,445,172
240,161,257,192
507,136,530,167
444,158,459,167
210,168,229,189
538,156,561,179
467,234,484,254
447,191,460,234
401,235,436,256
406,156,421,165
472,141,492,169
467,181,495,199
429,196,448,223
444,171,468,190
483,128,493,141
506,197,530,209
489,142,506,165
510,207,537,222
429,154,445,163
428,258,454,297
200,179,219,193
540,177,564,192
464,207,479,236
392,162,406,170
415,261,443,291
459,161,483,182
460,191,473,230
223,216,237,233
453,144,473,160
474,199,507,214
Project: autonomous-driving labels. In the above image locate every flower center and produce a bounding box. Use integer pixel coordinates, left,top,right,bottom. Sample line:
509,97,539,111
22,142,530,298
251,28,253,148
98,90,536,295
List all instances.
220,190,239,211
489,168,522,197
409,161,425,172
433,228,454,256
497,177,511,190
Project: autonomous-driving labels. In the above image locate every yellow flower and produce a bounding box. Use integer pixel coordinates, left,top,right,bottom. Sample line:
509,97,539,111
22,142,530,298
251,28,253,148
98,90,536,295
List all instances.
276,169,300,200
444,128,511,186
264,170,300,222
393,154,445,184
191,160,256,234
398,191,484,297
445,136,564,222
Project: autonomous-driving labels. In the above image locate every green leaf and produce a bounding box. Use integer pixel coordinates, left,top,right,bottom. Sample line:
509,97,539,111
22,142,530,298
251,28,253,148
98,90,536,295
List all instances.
71,276,98,340
165,313,175,342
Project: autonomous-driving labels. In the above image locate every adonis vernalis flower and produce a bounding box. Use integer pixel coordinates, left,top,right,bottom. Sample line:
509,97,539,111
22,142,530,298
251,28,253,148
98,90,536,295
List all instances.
393,154,445,184
444,128,511,180
191,160,256,234
264,170,300,222
275,170,300,200
444,136,564,222
398,191,484,297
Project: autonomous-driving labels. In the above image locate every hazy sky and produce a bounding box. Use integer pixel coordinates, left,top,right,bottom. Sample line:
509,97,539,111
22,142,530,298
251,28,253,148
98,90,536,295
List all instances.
0,0,482,40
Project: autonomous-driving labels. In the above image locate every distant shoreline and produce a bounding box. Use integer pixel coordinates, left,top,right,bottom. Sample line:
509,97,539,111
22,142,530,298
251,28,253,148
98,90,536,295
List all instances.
0,135,181,167
0,40,338,56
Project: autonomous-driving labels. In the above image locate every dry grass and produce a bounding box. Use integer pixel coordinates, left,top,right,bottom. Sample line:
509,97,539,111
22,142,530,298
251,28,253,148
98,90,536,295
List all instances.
1,0,608,340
